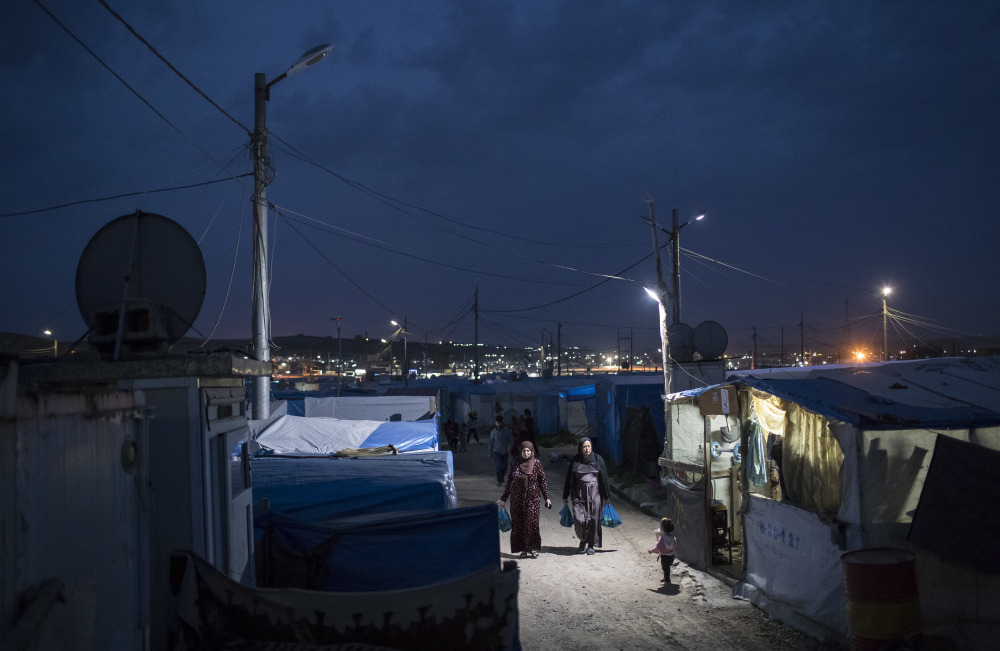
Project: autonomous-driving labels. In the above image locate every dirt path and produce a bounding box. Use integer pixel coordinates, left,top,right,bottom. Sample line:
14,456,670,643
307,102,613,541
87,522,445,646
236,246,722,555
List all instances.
452,440,842,650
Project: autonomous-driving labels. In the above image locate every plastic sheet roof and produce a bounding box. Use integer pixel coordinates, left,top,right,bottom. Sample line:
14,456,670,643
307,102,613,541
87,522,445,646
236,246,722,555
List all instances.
727,357,1000,429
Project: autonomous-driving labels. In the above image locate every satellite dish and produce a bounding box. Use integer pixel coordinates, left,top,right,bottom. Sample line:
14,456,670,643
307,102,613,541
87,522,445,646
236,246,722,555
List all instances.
667,322,695,362
75,211,206,360
693,321,728,360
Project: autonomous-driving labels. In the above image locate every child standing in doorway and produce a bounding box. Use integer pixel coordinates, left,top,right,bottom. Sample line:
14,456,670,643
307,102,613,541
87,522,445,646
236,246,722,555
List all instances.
649,518,677,584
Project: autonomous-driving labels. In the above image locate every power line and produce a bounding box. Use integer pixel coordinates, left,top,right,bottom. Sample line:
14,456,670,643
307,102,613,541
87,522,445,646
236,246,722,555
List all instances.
0,174,252,218
98,0,249,134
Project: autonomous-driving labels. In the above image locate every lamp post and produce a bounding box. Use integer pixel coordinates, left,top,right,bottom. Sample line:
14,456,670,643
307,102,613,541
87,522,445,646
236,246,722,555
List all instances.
391,318,409,385
332,316,342,396
43,329,57,357
250,44,332,421
882,286,891,362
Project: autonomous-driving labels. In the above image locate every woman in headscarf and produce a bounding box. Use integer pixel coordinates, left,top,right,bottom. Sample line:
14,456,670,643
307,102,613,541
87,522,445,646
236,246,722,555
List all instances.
497,440,551,558
562,437,610,555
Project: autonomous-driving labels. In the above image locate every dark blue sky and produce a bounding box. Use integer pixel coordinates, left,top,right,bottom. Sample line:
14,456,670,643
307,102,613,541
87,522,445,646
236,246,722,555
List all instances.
2,1,998,359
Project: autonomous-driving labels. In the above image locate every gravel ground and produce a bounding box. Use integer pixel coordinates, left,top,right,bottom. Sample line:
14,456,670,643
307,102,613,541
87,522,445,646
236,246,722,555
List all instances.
452,439,845,650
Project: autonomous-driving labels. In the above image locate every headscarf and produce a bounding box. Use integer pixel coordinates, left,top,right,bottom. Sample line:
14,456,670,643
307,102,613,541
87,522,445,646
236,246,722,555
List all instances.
517,439,537,476
576,437,595,464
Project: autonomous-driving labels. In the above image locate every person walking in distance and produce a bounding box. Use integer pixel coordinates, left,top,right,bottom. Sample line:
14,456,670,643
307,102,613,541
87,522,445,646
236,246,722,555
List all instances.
497,440,551,558
467,411,480,445
649,518,677,584
488,415,514,486
562,437,610,555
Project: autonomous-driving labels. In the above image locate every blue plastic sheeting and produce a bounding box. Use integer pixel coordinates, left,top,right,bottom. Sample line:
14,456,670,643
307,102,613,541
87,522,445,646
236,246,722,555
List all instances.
560,384,596,400
252,456,457,525
256,503,500,591
595,377,666,464
364,419,440,450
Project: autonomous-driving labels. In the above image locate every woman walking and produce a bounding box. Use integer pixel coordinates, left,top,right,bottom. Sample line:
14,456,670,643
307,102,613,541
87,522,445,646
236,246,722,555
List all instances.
562,437,610,555
497,440,551,558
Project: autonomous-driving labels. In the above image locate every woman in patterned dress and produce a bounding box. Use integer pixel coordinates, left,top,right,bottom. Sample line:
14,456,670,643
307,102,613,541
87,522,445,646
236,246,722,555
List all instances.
497,440,551,558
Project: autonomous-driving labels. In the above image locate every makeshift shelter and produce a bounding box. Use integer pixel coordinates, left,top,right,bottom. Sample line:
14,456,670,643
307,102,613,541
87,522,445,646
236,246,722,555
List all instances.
719,357,1000,643
255,503,498,592
595,375,666,466
249,414,439,455
305,394,437,421
251,454,457,524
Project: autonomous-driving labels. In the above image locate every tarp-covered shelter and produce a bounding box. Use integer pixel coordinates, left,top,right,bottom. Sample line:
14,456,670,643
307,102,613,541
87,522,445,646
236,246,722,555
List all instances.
450,376,600,440
595,375,666,467
718,357,1000,642
255,503,498,592
251,455,458,522
305,394,437,421
249,414,439,455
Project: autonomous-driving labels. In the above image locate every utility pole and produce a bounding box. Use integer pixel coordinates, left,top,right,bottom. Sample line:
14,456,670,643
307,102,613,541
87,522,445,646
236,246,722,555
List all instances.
752,327,757,370
780,326,785,367
403,315,409,386
557,322,562,376
473,287,480,382
671,208,681,324
646,198,673,462
331,316,342,396
800,313,805,366
250,72,272,420
882,287,891,361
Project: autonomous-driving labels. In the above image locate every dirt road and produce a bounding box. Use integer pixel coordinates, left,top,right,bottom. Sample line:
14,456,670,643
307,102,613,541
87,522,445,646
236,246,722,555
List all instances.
452,440,842,650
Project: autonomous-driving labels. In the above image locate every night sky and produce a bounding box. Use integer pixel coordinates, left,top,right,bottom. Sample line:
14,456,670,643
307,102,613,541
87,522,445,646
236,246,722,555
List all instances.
2,1,998,360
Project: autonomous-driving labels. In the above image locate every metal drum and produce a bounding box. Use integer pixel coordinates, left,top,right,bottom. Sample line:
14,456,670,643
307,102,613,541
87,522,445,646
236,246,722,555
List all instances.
841,548,922,650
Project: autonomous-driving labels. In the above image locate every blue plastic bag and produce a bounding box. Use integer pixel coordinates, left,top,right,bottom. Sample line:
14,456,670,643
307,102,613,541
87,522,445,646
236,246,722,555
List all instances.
559,504,574,527
600,503,622,528
498,507,512,532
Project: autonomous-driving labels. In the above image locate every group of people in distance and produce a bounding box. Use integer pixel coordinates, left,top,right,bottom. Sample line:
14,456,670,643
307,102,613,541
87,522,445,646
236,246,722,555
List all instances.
486,408,678,584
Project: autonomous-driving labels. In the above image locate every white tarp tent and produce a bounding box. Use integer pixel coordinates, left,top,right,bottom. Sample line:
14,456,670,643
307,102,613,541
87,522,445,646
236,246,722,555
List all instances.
304,395,435,421
250,415,439,455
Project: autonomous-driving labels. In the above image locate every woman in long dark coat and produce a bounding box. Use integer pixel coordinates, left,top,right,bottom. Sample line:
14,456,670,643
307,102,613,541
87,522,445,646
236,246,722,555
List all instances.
498,440,551,558
562,437,610,555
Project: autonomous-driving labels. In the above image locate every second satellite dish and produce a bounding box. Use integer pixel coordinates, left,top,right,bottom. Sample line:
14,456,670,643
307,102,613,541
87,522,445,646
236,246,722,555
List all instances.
76,211,206,360
693,321,728,360
667,322,695,362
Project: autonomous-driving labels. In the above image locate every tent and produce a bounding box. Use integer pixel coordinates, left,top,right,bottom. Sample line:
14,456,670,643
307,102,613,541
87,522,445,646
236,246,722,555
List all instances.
255,503,499,592
595,375,666,466
305,394,437,421
251,455,457,523
249,414,439,455
719,357,1000,642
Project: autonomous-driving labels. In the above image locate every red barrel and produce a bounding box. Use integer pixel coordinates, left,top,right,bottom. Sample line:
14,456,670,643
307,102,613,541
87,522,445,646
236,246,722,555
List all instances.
841,548,922,650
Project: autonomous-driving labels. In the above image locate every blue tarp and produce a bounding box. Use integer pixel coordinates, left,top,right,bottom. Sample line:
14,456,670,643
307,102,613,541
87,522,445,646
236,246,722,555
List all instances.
735,375,1000,429
595,376,666,465
256,503,500,592
251,455,457,524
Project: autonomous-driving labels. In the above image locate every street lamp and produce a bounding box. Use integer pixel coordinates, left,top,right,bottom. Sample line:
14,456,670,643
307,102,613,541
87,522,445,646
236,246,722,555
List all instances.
43,329,57,357
391,318,409,385
250,44,332,421
882,286,891,362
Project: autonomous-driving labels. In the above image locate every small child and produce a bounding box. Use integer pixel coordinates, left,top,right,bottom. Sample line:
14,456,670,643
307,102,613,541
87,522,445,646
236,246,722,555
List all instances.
649,518,677,584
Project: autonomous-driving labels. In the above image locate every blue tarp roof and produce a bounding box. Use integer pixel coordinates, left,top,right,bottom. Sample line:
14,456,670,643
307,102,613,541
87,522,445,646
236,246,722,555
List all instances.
257,503,499,591
706,357,1000,430
251,455,457,524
